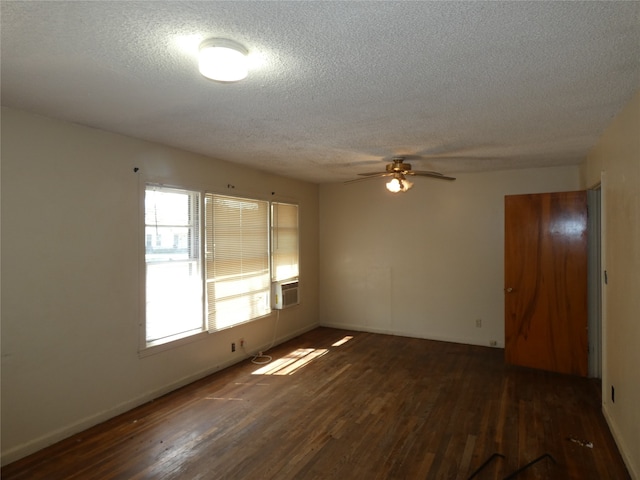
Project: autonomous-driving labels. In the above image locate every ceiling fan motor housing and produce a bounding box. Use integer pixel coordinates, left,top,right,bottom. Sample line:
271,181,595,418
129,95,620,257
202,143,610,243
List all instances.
387,159,411,173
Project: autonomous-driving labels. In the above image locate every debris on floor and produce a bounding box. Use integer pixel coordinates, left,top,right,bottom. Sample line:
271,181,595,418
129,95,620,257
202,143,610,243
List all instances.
568,436,594,448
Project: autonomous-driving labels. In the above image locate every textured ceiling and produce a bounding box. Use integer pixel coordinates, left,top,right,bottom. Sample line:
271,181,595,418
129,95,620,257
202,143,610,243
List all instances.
2,1,639,183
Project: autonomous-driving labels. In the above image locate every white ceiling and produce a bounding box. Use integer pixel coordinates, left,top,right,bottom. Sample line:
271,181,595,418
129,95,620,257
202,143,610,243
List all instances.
2,1,639,184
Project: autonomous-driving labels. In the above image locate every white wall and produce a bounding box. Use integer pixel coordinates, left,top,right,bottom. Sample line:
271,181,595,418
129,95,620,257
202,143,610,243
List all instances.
0,107,319,464
319,166,580,346
583,90,640,479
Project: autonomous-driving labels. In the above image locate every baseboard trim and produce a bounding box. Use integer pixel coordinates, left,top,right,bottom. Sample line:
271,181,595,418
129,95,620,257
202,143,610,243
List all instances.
319,322,503,349
602,403,638,480
1,323,318,467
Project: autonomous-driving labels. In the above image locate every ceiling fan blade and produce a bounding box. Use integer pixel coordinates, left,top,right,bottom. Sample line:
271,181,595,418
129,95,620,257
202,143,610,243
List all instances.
344,172,393,183
408,170,456,181
357,172,394,177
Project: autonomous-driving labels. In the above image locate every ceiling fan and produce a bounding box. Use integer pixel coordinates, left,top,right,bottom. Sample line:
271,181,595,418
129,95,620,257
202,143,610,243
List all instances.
346,157,456,193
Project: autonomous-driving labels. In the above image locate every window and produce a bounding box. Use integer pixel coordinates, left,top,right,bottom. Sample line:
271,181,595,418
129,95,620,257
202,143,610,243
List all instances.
271,202,299,282
205,194,270,332
145,187,203,345
143,186,300,350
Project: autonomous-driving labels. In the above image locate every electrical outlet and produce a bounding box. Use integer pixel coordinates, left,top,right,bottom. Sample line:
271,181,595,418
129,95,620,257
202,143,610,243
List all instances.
476,318,482,328
489,340,497,347
231,342,236,353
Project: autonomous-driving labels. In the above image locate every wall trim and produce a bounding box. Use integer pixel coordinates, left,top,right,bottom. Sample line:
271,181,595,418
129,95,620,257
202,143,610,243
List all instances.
603,404,638,480
319,321,503,349
1,323,318,466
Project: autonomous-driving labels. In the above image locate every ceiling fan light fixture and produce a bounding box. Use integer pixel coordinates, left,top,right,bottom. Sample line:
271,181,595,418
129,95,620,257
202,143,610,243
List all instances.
386,174,413,193
198,38,248,82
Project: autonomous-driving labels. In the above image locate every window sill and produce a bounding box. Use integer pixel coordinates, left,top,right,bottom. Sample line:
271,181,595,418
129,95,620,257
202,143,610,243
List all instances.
139,330,208,358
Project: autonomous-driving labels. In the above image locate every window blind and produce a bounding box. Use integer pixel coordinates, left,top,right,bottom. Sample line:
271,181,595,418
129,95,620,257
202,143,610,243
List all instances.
271,202,299,282
205,194,270,331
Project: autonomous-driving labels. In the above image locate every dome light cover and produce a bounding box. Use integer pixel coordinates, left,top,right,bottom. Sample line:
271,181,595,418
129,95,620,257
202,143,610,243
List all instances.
198,38,248,82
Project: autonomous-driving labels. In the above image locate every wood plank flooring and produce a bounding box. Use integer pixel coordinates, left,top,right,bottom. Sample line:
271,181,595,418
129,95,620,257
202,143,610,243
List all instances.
2,327,630,479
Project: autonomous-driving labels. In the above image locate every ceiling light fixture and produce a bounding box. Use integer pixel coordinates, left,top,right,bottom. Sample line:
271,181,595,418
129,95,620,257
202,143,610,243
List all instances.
386,174,413,193
198,38,249,82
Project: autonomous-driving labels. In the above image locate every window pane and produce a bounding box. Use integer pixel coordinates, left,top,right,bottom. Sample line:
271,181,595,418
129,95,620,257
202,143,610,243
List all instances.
145,226,193,261
208,288,271,330
145,189,193,225
146,261,203,342
145,186,203,345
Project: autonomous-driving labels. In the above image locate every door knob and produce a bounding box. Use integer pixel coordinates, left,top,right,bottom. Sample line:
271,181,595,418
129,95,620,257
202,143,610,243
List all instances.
505,287,514,293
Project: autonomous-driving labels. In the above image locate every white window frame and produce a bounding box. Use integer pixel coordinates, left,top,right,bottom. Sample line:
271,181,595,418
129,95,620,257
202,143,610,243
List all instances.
142,185,205,353
140,185,300,354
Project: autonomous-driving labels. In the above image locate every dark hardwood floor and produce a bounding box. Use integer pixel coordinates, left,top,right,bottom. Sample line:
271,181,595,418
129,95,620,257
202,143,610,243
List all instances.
2,327,630,479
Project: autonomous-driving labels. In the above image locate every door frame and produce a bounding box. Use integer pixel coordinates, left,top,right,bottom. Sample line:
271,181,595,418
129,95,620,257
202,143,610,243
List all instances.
599,171,609,407
587,186,602,378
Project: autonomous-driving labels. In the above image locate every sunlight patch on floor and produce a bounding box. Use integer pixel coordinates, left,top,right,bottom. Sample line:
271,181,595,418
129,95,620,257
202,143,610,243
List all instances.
251,334,354,375
252,348,329,375
332,335,353,347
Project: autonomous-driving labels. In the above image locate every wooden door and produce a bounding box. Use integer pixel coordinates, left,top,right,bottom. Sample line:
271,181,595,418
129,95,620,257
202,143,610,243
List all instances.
504,191,588,376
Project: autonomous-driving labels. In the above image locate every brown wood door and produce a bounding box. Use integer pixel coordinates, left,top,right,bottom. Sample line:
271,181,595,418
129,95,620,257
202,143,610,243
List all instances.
504,191,588,376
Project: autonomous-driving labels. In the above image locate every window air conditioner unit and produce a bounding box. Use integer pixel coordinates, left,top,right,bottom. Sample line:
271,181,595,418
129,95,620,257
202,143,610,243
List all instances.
273,280,299,309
